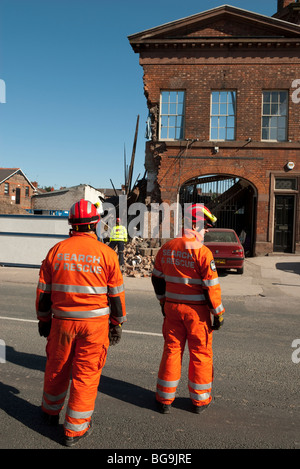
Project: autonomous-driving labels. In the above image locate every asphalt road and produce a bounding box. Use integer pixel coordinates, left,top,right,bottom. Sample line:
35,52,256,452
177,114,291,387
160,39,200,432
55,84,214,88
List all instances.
0,266,299,454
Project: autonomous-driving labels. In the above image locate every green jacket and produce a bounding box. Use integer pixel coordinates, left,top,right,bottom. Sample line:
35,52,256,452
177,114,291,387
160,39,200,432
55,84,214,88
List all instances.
110,225,128,242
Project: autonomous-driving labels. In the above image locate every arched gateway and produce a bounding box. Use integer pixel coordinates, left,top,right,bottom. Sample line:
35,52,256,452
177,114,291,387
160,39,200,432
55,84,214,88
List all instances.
179,174,257,257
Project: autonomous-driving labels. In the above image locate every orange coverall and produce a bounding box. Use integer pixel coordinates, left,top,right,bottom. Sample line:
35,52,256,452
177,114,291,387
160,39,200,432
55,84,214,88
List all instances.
36,231,126,438
151,229,224,409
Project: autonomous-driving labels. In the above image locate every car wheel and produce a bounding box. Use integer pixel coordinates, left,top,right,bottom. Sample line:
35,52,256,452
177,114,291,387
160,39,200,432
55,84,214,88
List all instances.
237,267,244,275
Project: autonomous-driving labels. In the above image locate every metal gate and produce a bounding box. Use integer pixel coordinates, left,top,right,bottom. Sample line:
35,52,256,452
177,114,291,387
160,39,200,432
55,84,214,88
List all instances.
179,174,256,256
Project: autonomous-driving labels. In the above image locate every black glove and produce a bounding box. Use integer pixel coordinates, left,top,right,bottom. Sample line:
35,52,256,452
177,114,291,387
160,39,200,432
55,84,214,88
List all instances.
160,302,165,317
38,320,52,337
212,314,224,331
109,324,122,345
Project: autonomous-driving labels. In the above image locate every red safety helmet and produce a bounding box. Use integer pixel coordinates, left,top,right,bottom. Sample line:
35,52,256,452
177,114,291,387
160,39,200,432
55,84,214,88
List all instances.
185,203,217,227
68,199,100,226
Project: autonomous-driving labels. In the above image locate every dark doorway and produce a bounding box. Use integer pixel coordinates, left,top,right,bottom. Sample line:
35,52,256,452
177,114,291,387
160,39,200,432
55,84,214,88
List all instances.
15,188,21,205
179,174,257,256
274,195,294,253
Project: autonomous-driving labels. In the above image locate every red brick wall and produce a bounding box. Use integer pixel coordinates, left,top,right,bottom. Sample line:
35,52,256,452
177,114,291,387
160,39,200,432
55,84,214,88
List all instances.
140,45,300,254
0,173,35,212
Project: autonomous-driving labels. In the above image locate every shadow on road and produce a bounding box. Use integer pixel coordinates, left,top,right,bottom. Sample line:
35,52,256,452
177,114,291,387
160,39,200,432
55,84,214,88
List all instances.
6,345,46,372
0,381,64,446
99,374,157,411
99,375,194,413
2,346,167,445
276,262,300,275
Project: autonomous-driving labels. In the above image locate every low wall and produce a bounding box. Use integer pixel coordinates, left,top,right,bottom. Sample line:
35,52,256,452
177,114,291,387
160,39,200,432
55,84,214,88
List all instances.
0,214,69,268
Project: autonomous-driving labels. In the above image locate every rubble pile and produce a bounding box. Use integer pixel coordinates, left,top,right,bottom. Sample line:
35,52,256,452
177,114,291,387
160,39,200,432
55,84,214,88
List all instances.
123,238,159,277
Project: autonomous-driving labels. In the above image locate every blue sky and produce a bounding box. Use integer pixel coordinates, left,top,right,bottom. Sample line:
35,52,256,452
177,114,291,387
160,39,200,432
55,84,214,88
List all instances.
0,0,277,190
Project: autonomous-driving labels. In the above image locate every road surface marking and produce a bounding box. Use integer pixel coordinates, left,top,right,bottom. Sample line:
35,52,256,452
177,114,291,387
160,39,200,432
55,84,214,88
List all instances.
0,316,163,337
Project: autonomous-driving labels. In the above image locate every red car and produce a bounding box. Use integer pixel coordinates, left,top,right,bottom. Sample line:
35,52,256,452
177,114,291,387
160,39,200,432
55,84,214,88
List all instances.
204,228,245,274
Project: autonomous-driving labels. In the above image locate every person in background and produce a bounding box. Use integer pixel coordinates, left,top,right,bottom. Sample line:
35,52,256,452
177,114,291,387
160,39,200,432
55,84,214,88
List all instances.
109,217,128,268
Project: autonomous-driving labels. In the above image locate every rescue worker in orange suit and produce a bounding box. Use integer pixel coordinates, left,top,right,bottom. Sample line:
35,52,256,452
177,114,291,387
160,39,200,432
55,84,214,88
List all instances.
151,204,224,414
36,199,126,446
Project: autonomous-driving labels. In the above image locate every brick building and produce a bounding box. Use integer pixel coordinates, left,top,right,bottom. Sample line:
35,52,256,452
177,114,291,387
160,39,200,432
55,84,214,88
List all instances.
0,168,37,213
129,1,300,255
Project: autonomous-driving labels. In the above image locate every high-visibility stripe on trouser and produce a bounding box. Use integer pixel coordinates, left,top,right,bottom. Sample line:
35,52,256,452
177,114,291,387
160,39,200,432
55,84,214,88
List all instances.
156,301,213,408
64,407,94,435
156,377,180,404
42,389,68,414
42,317,109,438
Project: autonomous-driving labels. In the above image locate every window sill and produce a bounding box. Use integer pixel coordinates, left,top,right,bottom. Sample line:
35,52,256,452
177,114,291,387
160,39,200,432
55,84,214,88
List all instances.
156,140,300,149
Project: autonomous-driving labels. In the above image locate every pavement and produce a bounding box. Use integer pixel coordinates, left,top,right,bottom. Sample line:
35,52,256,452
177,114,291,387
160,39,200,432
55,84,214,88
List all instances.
1,255,300,299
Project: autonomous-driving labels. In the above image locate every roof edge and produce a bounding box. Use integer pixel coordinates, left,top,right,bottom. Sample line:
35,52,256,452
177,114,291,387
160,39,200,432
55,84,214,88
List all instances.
0,168,37,190
128,4,300,42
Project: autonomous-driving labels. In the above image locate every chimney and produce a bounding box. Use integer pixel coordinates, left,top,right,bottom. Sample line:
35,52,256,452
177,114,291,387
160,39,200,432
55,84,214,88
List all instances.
274,0,300,24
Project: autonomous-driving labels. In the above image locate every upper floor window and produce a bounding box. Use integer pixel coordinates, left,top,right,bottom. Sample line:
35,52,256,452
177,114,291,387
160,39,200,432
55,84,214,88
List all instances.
262,91,287,141
4,182,9,195
160,90,185,140
25,186,30,197
210,91,236,141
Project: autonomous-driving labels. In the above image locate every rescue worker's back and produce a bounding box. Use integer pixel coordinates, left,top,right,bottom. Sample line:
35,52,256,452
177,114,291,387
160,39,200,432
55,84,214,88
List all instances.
152,204,224,414
152,230,224,315
37,231,125,322
36,199,126,446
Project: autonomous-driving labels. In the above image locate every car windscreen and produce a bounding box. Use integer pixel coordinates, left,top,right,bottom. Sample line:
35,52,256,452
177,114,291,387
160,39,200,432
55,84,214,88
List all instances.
204,231,237,243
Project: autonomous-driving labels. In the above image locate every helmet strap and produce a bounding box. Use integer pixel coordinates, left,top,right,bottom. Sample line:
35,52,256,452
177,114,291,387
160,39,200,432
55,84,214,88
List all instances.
70,223,97,233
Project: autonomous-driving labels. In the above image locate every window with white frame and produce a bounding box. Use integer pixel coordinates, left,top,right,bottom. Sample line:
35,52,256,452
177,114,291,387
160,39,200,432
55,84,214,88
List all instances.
160,91,185,140
210,91,236,141
4,182,9,195
262,91,288,141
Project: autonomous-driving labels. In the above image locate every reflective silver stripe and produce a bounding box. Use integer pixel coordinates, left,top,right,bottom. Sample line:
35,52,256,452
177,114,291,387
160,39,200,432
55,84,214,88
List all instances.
164,275,203,285
64,421,90,432
52,284,108,294
42,398,64,412
166,291,206,302
156,294,165,301
111,314,127,323
37,311,51,318
152,267,164,278
38,282,51,292
212,304,224,315
164,275,219,287
156,388,176,399
108,284,124,295
52,307,110,319
66,407,94,419
189,391,211,401
202,278,220,287
152,270,219,288
188,380,212,391
44,390,68,402
157,377,180,387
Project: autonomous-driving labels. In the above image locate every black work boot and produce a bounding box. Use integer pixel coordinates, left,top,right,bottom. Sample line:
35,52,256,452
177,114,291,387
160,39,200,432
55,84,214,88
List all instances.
156,400,171,414
192,402,211,414
64,422,93,447
41,410,59,426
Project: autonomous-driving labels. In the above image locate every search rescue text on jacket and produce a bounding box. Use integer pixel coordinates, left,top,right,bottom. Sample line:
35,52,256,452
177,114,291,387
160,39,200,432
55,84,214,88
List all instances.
161,249,195,269
54,252,102,274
